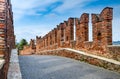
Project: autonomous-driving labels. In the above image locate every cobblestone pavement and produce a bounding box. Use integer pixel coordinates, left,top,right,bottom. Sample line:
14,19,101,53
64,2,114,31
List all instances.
19,55,120,79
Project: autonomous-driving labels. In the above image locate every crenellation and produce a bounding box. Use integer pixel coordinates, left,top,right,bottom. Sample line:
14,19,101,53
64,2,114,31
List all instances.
64,18,74,48
36,36,41,52
100,7,113,20
80,13,89,23
20,39,36,55
76,13,89,49
51,29,55,49
47,32,50,49
59,23,65,47
92,14,101,23
52,28,57,49
92,7,113,53
57,24,61,48
20,7,120,62
75,18,80,25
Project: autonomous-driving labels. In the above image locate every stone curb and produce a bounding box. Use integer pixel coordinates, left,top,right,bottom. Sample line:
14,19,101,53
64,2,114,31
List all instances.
7,49,22,79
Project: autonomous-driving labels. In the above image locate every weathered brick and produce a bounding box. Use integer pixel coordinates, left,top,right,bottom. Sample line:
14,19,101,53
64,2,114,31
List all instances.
21,7,120,63
0,0,15,79
75,13,89,49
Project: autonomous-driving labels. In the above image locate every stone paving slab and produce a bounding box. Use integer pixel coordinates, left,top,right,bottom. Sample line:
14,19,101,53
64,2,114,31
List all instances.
7,49,22,79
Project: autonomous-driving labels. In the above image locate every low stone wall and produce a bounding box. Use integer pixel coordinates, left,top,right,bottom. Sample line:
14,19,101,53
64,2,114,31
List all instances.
107,45,120,61
37,48,120,73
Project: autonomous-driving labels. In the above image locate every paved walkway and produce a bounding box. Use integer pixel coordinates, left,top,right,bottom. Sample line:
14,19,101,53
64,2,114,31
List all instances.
19,55,120,79
7,49,22,79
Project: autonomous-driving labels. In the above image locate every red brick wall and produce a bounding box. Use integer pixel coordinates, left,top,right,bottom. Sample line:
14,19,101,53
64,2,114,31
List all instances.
64,18,74,48
107,45,120,61
51,28,57,49
22,7,120,61
57,25,61,48
0,0,15,79
92,7,113,52
36,36,41,52
20,39,36,55
35,7,112,52
75,13,89,49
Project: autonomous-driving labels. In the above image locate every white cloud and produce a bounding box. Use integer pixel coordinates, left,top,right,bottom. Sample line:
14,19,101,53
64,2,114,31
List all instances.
11,0,59,20
54,0,93,13
11,0,120,42
14,24,54,42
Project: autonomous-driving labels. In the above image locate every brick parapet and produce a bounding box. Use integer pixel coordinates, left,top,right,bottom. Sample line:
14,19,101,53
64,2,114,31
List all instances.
21,7,120,63
37,48,120,73
34,7,114,55
75,13,89,49
92,7,113,52
107,45,120,61
20,39,36,55
62,18,74,48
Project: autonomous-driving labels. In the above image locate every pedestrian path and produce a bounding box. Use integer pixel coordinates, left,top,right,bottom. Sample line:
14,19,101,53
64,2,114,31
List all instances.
19,55,120,79
7,49,22,79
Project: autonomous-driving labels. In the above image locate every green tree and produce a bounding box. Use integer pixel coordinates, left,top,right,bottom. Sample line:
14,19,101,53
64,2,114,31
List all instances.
16,43,19,48
17,39,28,50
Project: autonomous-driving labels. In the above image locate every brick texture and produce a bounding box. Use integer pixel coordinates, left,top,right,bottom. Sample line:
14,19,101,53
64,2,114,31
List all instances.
37,48,120,73
75,13,89,49
20,39,36,55
0,0,15,79
21,7,120,62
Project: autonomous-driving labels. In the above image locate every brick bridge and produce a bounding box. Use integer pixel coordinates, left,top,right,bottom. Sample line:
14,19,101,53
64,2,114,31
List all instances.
0,0,120,78
21,7,120,62
19,7,120,78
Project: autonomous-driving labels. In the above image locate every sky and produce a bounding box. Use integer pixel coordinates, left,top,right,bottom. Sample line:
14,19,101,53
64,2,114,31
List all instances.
11,0,120,42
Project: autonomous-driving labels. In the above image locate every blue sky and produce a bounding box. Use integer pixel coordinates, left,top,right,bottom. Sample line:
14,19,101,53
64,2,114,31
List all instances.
11,0,120,42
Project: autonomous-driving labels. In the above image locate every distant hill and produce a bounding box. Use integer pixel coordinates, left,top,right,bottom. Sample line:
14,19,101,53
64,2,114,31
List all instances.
113,41,120,45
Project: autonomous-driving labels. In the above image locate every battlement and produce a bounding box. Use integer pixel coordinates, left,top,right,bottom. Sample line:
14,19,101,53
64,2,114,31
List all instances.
20,7,120,61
